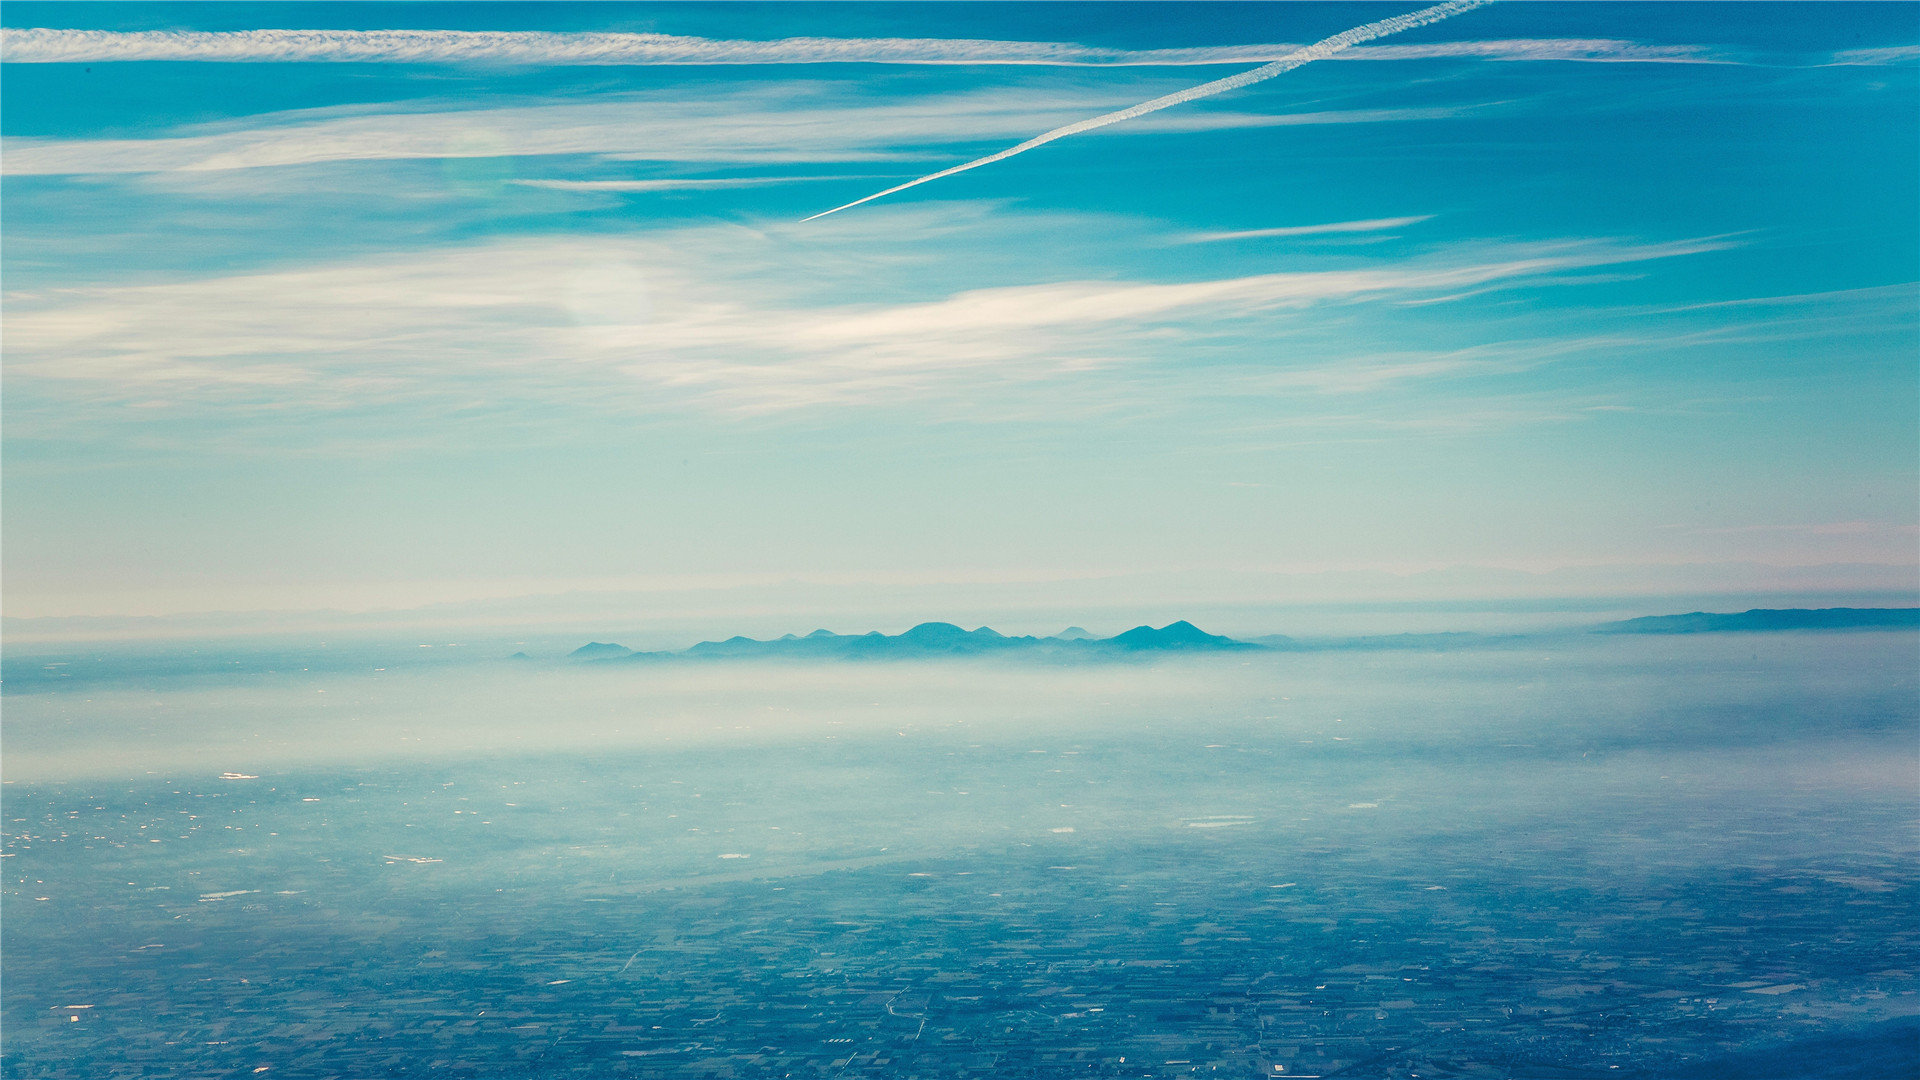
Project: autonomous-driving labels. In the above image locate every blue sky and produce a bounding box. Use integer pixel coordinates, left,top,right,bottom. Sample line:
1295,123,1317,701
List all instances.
2,2,1915,629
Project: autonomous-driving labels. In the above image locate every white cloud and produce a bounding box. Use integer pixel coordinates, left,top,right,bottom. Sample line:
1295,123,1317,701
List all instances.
1239,334,1649,395
1,84,1480,177
1644,283,1919,316
510,176,849,193
1350,39,1731,65
1826,45,1920,66
3,222,1729,416
1189,216,1434,242
0,27,1737,68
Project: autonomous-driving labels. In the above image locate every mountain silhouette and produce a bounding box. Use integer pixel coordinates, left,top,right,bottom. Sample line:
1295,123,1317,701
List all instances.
595,620,1261,663
892,622,1008,651
565,606,1915,665
568,642,633,659
1595,607,1919,634
1108,620,1255,650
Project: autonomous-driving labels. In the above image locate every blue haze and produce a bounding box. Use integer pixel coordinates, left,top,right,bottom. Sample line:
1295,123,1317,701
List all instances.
4,630,1917,1075
2,5,1918,1076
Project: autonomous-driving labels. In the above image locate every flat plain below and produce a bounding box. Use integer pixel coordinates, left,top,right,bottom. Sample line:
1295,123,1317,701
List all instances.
4,631,1915,1078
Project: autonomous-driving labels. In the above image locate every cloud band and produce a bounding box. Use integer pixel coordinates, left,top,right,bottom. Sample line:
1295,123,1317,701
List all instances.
0,26,1723,68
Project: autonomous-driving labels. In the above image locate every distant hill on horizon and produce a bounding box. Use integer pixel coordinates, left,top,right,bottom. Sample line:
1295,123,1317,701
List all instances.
567,641,636,660
1594,607,1920,634
559,607,1920,664
574,620,1263,663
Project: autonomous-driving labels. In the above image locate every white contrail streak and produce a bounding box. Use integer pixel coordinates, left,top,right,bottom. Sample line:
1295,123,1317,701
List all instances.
801,0,1494,222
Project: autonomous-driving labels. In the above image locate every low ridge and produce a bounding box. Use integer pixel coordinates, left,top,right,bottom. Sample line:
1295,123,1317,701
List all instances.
589,620,1258,662
1595,607,1920,634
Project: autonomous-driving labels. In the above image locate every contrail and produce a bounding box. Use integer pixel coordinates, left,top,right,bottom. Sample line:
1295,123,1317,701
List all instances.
802,0,1494,222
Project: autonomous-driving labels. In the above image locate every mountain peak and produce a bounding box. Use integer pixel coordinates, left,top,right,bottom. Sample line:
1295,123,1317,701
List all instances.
892,622,1006,651
1108,621,1240,650
901,621,969,638
568,642,632,659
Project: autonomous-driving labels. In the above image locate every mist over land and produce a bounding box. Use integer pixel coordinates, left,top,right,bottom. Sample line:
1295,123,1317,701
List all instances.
5,610,1916,1077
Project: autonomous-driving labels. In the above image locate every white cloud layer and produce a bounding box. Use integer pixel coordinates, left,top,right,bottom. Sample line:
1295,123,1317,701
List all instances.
1191,216,1435,242
4,223,1729,416
510,176,847,193
1825,45,1920,66
0,85,1480,176
1,27,1731,67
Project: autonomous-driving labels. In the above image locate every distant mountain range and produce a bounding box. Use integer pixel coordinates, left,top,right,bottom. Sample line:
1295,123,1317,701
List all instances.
568,620,1260,662
561,607,1920,663
1592,607,1920,634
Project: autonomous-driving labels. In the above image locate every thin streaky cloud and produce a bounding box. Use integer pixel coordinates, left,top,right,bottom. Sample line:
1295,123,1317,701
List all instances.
511,176,846,193
0,27,1731,67
1826,45,1920,66
800,0,1495,221
0,87,1109,175
3,229,1727,416
1139,105,1486,133
0,91,1470,177
1352,39,1730,64
1190,216,1434,242
1643,283,1918,315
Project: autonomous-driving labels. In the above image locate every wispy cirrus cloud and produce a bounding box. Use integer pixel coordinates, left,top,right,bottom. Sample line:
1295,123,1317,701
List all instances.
1644,283,1919,315
3,221,1730,417
0,86,1044,174
1189,216,1435,242
0,86,1485,176
0,26,1736,68
509,176,850,193
1825,45,1920,66
1351,39,1733,64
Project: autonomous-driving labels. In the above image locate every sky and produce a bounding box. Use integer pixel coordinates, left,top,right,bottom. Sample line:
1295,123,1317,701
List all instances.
2,2,1916,636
